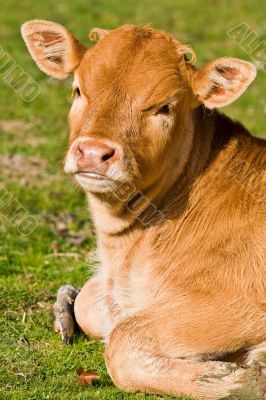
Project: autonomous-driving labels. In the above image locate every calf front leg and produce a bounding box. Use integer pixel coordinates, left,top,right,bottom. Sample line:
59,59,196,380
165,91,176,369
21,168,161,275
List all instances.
105,299,266,400
74,278,107,339
74,277,123,340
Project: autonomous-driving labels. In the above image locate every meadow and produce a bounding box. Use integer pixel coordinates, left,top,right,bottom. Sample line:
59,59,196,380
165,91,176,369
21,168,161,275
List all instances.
0,0,265,399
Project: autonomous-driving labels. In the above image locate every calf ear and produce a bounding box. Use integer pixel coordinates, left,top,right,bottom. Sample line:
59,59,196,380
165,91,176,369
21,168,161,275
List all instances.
89,28,111,41
192,57,256,108
21,20,86,79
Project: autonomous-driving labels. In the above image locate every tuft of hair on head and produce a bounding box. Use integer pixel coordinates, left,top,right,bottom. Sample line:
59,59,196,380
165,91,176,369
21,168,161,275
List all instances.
172,40,197,88
89,28,111,42
175,42,196,65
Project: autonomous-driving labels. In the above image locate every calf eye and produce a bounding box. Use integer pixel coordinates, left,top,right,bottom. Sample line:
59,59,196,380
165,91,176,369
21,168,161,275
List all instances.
156,104,170,115
74,87,81,97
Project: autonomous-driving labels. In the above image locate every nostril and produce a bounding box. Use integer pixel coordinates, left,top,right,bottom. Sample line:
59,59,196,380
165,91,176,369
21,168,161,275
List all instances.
102,149,115,162
77,148,83,158
76,143,85,159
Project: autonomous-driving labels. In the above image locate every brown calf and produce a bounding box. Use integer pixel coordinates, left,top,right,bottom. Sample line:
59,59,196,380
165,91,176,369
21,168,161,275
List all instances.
21,21,266,399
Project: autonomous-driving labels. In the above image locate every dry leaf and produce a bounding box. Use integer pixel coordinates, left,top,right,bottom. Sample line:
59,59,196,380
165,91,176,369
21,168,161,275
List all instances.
77,368,100,385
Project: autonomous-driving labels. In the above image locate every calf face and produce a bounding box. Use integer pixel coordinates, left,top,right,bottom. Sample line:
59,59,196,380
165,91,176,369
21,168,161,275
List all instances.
21,21,256,196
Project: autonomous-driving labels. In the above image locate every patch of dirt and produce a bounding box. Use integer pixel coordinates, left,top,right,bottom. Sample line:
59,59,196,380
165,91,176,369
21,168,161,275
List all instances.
0,154,51,186
0,118,47,148
0,119,28,132
43,212,94,249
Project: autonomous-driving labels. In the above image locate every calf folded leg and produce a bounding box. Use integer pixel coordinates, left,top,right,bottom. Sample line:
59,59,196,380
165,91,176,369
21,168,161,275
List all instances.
74,276,124,340
74,277,124,340
105,298,266,399
74,277,107,339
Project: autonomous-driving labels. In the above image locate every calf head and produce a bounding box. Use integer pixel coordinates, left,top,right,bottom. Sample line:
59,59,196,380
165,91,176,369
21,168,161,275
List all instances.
21,21,256,199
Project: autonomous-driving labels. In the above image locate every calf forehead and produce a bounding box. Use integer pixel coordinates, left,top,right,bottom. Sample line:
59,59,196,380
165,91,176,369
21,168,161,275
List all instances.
77,26,182,101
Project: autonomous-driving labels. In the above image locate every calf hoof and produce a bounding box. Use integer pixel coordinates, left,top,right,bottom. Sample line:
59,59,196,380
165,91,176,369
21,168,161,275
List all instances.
53,284,80,344
209,361,265,400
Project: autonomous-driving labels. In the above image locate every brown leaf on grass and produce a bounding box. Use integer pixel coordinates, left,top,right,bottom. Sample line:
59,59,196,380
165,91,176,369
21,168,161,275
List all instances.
50,241,60,252
77,368,100,385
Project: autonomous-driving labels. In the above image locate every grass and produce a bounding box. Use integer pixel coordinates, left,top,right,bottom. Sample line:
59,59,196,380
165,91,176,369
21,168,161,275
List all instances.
0,0,265,399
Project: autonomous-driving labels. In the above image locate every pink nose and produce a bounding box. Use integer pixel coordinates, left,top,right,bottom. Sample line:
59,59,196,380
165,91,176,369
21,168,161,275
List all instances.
74,140,116,174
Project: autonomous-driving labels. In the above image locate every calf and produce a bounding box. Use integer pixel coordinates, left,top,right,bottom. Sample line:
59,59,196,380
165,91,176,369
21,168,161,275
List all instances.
21,21,266,399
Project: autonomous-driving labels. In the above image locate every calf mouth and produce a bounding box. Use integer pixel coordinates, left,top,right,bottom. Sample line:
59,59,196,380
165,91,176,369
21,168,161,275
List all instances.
73,169,121,194
76,171,108,180
74,171,112,189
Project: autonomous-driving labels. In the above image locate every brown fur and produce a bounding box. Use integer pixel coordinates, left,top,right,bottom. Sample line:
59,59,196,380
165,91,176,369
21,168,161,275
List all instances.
21,21,265,399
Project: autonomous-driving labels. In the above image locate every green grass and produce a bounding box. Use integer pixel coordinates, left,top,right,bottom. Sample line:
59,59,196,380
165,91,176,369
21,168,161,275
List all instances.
0,0,265,399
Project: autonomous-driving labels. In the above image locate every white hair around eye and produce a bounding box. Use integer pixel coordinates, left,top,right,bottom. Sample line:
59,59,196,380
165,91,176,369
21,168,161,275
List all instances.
72,74,80,89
